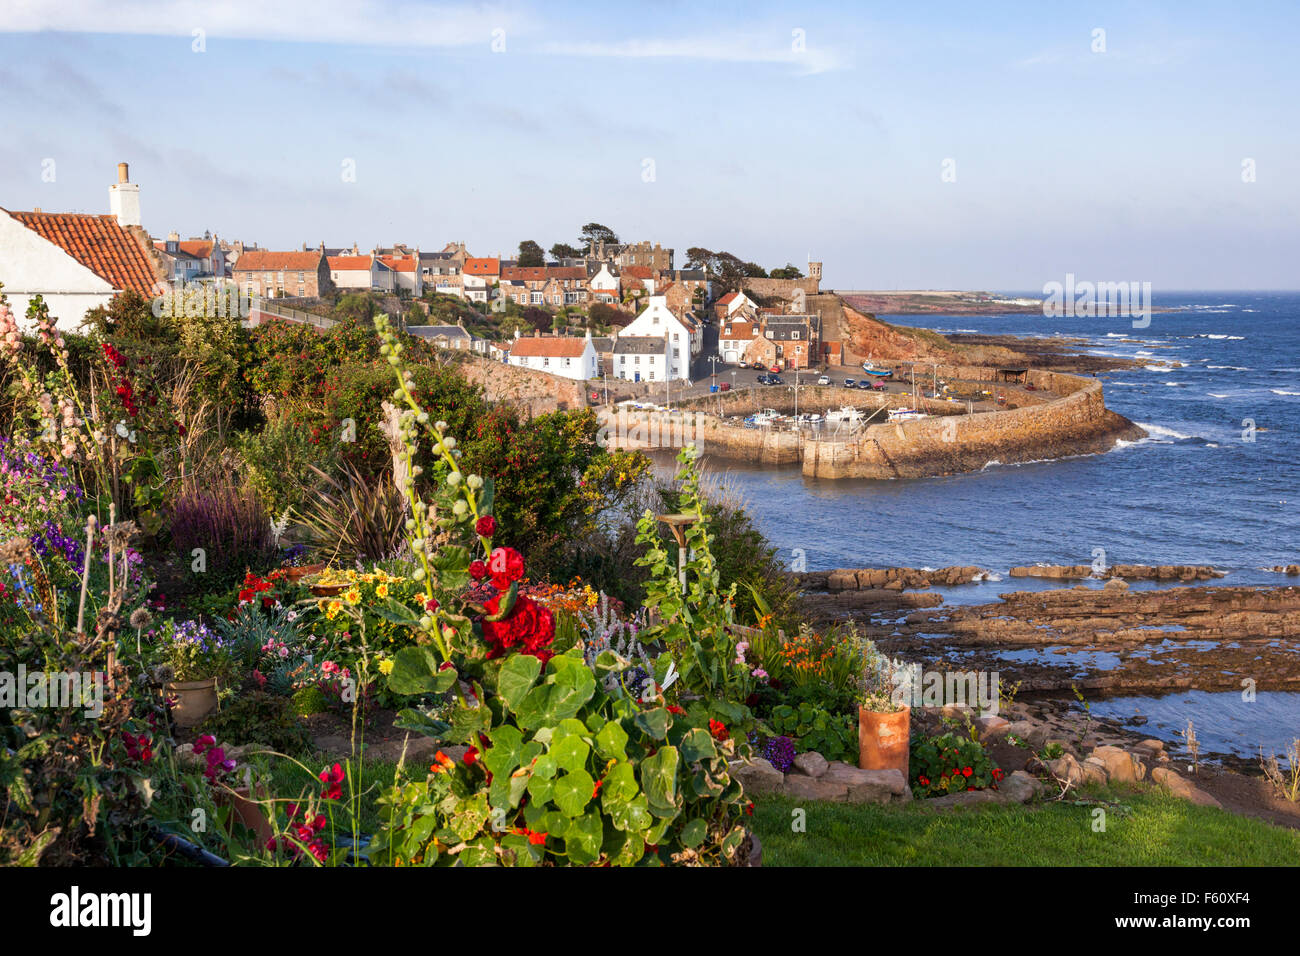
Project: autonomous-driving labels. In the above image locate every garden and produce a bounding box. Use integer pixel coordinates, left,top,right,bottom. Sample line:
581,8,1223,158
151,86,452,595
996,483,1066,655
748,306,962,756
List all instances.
2,285,1296,868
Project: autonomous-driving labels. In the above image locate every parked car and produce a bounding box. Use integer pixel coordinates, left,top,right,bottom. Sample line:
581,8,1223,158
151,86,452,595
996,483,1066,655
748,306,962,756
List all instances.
844,378,857,388
769,376,785,386
755,374,771,385
817,375,831,386
867,379,886,391
769,364,782,374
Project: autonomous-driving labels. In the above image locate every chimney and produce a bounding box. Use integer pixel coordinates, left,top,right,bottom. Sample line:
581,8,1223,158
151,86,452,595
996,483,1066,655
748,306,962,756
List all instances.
109,161,141,227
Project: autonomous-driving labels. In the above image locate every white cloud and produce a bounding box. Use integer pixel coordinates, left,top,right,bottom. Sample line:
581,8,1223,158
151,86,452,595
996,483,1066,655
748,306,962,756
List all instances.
543,35,847,75
0,0,530,48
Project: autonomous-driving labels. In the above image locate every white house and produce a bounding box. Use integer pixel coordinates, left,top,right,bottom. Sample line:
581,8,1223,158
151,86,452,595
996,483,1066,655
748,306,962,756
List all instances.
0,163,161,331
612,335,669,383
588,263,620,302
716,290,757,317
620,295,699,380
328,253,375,290
508,331,600,380
718,316,758,364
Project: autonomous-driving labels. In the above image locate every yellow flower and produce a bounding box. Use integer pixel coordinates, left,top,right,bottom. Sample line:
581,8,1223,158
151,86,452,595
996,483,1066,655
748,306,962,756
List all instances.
378,658,394,675
376,583,389,598
344,587,362,606
326,600,343,620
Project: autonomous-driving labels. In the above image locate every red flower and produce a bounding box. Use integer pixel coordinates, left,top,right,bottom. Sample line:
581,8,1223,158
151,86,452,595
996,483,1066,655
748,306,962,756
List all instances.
319,762,344,799
667,704,686,716
475,515,496,538
481,593,555,663
592,779,604,799
708,719,729,741
487,547,525,590
463,746,479,766
469,560,487,581
919,775,930,786
424,597,440,613
745,802,754,816
527,830,547,846
962,767,973,778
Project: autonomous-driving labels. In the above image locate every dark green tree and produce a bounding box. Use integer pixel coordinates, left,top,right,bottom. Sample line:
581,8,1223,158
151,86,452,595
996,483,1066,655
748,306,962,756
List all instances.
517,240,545,267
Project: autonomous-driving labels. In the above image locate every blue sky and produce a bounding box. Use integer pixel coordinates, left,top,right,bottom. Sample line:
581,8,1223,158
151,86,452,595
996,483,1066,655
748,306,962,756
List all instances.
0,0,1296,289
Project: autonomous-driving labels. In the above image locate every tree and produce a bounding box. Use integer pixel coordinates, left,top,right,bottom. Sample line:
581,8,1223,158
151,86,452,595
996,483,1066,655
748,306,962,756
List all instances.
741,262,768,278
579,222,619,253
684,247,716,272
550,242,582,260
769,263,805,280
517,240,544,267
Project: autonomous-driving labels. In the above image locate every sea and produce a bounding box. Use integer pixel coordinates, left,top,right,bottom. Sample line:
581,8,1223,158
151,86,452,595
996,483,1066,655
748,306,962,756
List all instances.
701,292,1300,759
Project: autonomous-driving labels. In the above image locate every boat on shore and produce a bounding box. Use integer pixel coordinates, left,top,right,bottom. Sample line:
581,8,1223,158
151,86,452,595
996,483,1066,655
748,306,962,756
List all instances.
861,363,893,378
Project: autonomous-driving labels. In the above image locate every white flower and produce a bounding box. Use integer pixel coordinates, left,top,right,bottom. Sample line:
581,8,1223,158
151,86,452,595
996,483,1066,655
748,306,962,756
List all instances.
115,422,129,438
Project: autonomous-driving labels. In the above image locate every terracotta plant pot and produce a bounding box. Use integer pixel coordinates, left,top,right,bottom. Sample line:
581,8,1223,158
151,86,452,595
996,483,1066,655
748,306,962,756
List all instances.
283,562,327,583
858,704,910,779
309,583,345,597
166,678,218,728
218,786,275,847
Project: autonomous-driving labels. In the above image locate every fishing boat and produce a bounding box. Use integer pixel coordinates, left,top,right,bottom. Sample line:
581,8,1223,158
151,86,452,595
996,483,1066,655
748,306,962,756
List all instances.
860,362,893,378
826,405,863,424
887,407,928,422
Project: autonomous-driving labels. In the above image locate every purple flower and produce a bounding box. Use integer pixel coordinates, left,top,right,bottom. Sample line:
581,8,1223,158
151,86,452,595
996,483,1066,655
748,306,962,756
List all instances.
762,735,797,773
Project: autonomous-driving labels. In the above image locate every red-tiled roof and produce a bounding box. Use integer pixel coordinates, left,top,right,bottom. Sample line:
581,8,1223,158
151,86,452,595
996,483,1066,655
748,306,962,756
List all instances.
463,257,500,276
717,292,738,305
178,240,213,257
8,210,158,294
234,250,323,272
328,256,372,270
378,256,418,272
622,266,653,279
510,336,590,358
500,265,586,282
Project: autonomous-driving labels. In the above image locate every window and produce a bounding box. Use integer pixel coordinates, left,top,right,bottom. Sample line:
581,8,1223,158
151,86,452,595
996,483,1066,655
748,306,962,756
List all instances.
531,292,542,305
792,330,800,339
564,357,571,366
635,355,641,365
298,271,305,283
620,356,626,365
543,357,550,367
672,348,679,358
652,315,659,324
648,370,655,380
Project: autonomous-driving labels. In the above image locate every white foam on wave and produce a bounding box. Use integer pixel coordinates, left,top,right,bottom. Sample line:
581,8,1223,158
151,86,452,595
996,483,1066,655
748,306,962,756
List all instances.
1164,382,1185,387
1207,393,1230,398
1136,422,1192,441
1271,389,1300,396
1207,365,1250,371
1193,333,1245,339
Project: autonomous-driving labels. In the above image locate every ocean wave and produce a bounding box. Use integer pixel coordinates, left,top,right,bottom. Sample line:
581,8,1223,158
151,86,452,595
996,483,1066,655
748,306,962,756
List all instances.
1206,365,1250,370
1135,422,1193,441
1143,364,1177,372
1270,389,1300,396
1164,382,1185,387
1192,333,1245,339
1207,393,1230,398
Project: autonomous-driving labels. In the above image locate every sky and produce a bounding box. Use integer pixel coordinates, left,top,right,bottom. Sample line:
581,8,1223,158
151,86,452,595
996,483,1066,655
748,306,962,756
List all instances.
0,0,1297,290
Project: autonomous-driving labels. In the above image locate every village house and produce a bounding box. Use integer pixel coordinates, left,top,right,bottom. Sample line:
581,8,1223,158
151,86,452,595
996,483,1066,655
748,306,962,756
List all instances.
718,316,758,365
499,266,588,306
588,263,620,302
234,247,333,299
152,232,205,284
375,252,423,296
507,330,600,380
714,290,758,319
407,320,483,352
327,248,375,291
741,312,823,371
619,295,701,381
462,257,499,303
612,334,669,383
0,162,163,330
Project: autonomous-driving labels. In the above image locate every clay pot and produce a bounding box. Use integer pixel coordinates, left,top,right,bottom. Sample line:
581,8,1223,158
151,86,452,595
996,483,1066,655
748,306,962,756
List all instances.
858,704,910,779
283,562,327,583
166,678,218,728
309,583,345,597
218,786,274,847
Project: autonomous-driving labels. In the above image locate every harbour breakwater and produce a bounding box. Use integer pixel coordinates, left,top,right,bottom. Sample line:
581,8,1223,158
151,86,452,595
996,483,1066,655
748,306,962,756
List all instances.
604,365,1143,479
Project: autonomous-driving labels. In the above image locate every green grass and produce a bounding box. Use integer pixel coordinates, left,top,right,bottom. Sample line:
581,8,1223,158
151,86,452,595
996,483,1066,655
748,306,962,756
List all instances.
751,785,1300,866
256,752,409,835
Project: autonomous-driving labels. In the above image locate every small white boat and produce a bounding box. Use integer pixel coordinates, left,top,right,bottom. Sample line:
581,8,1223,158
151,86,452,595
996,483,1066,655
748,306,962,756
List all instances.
826,405,863,424
887,407,928,422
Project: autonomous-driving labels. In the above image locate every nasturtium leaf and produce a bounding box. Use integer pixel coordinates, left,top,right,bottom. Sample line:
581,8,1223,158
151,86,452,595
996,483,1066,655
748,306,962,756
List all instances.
551,734,590,773
498,654,542,712
594,719,629,761
553,768,595,817
679,818,707,849
385,646,457,696
640,746,681,817
563,811,603,865
678,727,716,763
635,707,672,740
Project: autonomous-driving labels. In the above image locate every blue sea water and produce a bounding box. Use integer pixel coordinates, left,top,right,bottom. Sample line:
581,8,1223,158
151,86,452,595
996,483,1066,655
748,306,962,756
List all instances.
700,292,1300,757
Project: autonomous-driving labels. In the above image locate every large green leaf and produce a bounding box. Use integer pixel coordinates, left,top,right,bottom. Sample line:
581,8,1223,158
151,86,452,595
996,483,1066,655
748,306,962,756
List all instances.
594,719,629,761
386,647,458,696
679,818,707,849
513,655,596,730
563,811,603,865
635,706,672,741
392,708,451,740
640,746,681,818
553,768,595,818
678,727,716,763
498,654,542,712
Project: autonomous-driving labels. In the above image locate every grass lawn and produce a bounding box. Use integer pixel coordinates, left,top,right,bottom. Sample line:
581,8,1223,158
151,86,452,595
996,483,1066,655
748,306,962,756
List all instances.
750,785,1300,866
256,752,407,835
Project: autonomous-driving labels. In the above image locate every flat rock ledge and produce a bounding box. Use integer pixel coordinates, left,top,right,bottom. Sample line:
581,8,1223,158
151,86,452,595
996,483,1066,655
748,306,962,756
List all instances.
729,754,909,804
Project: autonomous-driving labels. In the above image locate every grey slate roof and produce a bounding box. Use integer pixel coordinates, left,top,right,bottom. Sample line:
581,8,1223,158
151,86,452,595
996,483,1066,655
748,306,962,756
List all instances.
613,335,666,354
408,324,472,340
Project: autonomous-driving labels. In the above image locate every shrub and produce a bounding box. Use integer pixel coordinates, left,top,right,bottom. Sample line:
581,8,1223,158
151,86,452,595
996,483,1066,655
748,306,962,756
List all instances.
911,732,1003,799
235,415,339,516
197,691,311,753
169,480,277,585
766,702,858,764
